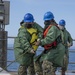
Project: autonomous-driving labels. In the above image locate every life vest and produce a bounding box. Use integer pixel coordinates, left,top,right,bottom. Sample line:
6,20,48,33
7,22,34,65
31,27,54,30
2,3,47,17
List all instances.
43,25,60,50
27,28,38,51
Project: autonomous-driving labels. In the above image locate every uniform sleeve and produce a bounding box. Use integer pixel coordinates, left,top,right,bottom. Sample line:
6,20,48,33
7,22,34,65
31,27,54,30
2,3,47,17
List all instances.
40,26,57,46
67,32,73,46
14,37,24,53
18,28,33,52
34,22,43,39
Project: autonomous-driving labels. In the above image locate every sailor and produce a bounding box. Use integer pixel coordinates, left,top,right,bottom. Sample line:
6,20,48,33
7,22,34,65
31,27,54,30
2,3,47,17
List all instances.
14,13,43,75
59,19,73,75
35,11,65,75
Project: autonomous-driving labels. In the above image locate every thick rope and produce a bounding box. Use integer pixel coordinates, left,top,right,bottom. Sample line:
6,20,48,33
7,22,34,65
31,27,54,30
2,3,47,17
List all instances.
0,50,30,72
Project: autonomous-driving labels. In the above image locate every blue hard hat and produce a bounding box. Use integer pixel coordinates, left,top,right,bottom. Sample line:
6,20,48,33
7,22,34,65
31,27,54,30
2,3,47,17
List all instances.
24,13,34,22
59,19,66,26
43,11,54,21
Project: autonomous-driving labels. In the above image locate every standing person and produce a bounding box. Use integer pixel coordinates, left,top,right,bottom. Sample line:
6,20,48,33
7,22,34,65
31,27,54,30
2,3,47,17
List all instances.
59,19,73,75
14,13,43,75
35,11,65,75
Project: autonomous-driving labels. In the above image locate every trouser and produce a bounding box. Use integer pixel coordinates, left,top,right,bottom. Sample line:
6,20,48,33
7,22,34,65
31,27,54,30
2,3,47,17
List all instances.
34,60,43,75
27,64,35,75
18,63,35,75
63,54,68,70
61,54,69,75
18,65,27,75
42,60,56,75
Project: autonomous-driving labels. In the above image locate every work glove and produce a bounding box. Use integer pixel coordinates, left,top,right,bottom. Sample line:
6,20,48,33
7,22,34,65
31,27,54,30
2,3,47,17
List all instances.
35,39,41,46
67,42,71,47
30,49,35,54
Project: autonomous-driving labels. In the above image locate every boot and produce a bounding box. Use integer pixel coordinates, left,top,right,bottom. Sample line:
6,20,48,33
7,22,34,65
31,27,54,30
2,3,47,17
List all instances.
61,67,65,75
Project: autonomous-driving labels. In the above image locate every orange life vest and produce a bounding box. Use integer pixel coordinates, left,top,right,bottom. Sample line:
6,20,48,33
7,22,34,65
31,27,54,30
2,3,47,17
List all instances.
43,25,59,50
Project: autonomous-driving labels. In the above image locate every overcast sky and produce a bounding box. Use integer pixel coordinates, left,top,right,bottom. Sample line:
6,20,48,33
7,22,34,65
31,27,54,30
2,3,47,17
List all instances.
5,0,75,40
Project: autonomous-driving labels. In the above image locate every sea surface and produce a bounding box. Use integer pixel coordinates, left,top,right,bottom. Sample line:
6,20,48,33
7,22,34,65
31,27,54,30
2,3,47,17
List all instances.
7,44,75,71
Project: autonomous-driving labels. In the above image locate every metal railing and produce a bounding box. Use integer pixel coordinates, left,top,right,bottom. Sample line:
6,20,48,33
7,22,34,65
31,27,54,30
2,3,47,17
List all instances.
6,37,75,71
0,36,74,74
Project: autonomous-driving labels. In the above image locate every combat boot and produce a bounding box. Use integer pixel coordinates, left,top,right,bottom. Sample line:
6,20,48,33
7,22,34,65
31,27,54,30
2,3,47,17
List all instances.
61,67,65,75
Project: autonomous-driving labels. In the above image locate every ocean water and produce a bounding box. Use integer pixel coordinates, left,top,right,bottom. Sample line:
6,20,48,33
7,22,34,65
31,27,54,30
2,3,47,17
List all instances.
7,45,75,71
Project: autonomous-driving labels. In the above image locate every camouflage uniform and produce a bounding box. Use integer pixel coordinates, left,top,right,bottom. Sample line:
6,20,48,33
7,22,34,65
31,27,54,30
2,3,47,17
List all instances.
14,22,43,75
34,60,43,75
39,25,65,75
60,28,73,74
